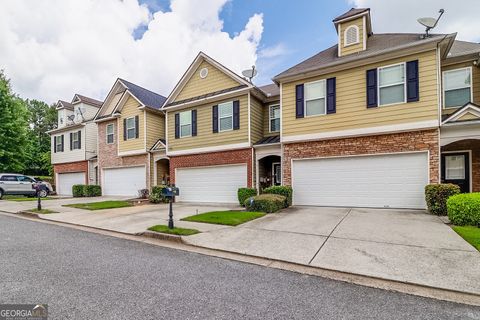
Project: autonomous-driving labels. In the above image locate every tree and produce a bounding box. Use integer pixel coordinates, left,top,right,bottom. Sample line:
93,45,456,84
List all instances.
0,71,29,173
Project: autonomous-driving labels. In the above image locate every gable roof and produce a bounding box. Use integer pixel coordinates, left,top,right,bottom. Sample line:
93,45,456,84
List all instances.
442,102,480,125
448,40,480,58
163,51,252,107
333,8,370,22
56,100,74,111
119,78,167,110
273,33,453,81
73,94,103,107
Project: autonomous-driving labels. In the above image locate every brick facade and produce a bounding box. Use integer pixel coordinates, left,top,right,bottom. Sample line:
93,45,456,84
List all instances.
170,148,253,187
53,160,88,184
97,120,149,187
442,139,480,192
282,129,440,185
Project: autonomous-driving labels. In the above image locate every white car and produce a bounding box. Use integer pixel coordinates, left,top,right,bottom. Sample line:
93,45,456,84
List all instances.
0,173,53,199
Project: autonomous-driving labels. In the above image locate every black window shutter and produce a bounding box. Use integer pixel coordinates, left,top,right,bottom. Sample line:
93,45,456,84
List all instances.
174,113,180,139
61,135,64,152
212,105,218,133
233,100,240,130
78,130,81,149
135,115,139,138
295,84,304,118
191,110,197,136
406,60,419,102
326,77,336,114
70,132,73,150
123,119,127,140
366,69,378,108
54,136,57,153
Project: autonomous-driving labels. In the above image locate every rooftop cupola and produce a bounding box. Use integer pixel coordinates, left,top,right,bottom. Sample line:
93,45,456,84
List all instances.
333,8,372,57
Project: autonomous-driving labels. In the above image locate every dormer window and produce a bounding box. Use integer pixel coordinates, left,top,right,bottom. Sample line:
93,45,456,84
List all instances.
344,25,359,46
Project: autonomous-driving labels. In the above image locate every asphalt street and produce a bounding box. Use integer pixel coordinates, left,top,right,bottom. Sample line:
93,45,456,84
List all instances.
0,214,479,320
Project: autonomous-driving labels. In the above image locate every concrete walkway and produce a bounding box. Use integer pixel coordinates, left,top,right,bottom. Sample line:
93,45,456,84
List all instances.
183,206,480,296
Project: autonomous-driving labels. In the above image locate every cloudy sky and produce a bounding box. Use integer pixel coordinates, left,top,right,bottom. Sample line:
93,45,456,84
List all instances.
0,0,478,104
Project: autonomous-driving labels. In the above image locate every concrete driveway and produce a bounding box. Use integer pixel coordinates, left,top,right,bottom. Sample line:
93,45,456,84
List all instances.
184,206,480,296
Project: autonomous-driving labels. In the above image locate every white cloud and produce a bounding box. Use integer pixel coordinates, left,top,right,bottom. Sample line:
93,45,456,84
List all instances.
0,0,264,103
350,0,480,42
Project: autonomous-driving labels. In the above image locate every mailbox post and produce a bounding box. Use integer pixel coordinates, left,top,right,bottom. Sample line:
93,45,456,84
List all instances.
161,186,179,229
34,182,42,211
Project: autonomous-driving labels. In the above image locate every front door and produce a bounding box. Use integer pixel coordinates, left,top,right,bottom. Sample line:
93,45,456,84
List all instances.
441,152,470,193
272,163,281,186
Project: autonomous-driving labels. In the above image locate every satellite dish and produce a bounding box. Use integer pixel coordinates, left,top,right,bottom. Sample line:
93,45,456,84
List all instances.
242,66,257,82
417,9,444,38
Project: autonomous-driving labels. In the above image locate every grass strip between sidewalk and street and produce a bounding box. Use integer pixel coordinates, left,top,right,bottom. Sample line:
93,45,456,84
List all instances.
28,208,58,214
148,225,200,236
63,200,132,211
181,211,265,226
3,195,54,202
452,225,480,251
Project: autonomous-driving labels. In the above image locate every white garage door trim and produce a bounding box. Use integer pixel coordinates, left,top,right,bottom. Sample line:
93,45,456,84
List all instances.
175,164,247,203
56,172,86,196
102,165,146,196
291,151,429,209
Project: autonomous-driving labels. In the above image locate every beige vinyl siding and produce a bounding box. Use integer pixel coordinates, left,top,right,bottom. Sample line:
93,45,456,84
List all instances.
167,95,248,151
457,112,479,121
101,92,123,117
441,61,480,116
118,96,145,153
339,17,364,56
146,111,165,149
84,122,98,157
250,96,264,144
174,60,241,102
281,50,439,137
263,100,280,137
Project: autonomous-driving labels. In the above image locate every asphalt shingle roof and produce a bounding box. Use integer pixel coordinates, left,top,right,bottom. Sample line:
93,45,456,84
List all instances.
448,40,480,58
58,100,74,111
333,8,369,22
257,84,280,97
75,94,103,107
254,135,280,145
120,78,167,110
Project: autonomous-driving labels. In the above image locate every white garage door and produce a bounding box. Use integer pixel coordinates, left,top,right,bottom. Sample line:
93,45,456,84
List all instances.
103,166,146,196
57,172,85,196
176,164,247,203
292,152,428,209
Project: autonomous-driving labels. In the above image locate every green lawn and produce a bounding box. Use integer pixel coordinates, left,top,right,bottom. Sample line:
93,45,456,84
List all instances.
453,226,480,251
148,225,200,236
63,200,132,211
28,208,58,214
181,210,265,226
3,195,53,202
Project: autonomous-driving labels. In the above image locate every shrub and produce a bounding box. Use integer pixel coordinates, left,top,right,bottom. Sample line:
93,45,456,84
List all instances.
237,188,257,206
447,193,480,226
72,184,85,197
263,186,293,207
138,189,149,199
244,194,286,213
425,184,460,215
84,185,102,197
149,185,169,203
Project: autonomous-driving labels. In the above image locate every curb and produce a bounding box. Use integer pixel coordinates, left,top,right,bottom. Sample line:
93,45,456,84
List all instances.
17,211,40,218
136,231,183,243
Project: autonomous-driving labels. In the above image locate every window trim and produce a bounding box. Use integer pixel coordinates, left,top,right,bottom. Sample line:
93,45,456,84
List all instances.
55,135,63,152
72,131,81,150
125,117,136,140
218,101,234,132
377,62,407,107
442,66,473,109
304,79,327,117
106,123,114,144
344,25,360,47
179,110,192,138
269,104,280,133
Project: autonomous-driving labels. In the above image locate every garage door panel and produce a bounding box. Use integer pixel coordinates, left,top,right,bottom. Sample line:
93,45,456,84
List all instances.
292,153,428,209
57,172,85,196
176,164,247,203
103,166,146,196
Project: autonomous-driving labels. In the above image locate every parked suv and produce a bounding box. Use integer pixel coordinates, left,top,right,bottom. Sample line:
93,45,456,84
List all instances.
0,174,53,199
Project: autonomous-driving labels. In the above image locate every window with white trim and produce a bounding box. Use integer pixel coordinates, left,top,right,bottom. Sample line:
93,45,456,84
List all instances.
344,25,359,46
304,80,326,116
378,63,406,106
443,67,472,108
126,117,136,140
269,105,280,132
55,135,63,152
219,101,233,131
106,123,114,144
445,155,465,179
179,111,192,138
72,131,80,150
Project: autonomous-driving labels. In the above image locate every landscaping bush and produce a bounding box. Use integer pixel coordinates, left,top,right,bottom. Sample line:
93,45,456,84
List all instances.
138,189,149,199
149,185,169,204
263,185,293,207
244,194,286,213
237,187,257,206
72,184,85,197
425,184,460,215
447,193,480,226
84,185,102,197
